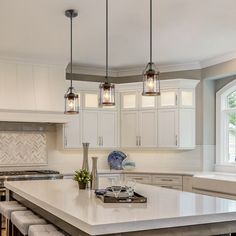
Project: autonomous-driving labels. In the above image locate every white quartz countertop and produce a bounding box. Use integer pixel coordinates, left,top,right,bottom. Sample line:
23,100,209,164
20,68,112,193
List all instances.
5,179,236,235
62,169,196,176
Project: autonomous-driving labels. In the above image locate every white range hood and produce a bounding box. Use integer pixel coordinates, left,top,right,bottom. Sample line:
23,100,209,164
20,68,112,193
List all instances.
0,110,73,123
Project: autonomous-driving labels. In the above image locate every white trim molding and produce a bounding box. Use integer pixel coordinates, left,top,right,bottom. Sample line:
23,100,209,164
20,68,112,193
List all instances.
216,79,236,166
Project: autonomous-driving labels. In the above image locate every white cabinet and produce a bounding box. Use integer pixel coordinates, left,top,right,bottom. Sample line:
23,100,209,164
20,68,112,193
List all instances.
0,61,66,112
124,173,183,190
125,174,152,184
121,91,156,110
64,115,81,149
179,109,195,148
121,110,157,148
158,89,178,108
158,109,178,148
82,110,100,148
179,89,195,108
121,111,138,147
82,110,117,148
100,111,117,148
152,175,183,190
158,109,195,149
139,110,157,147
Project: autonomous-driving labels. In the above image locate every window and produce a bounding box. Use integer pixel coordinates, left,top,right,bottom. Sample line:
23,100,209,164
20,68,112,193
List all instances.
216,80,236,164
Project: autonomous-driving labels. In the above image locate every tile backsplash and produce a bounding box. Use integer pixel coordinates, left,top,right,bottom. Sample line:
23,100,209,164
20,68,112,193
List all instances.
0,132,47,166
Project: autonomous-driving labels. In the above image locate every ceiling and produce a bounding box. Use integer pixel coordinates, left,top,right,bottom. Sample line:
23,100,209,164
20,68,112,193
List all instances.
1,0,236,69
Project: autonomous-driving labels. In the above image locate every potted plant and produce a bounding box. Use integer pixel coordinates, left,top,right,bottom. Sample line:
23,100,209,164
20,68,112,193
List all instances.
73,169,91,189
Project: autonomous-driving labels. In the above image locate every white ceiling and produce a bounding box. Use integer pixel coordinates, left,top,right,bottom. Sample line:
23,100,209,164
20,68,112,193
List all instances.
1,0,236,69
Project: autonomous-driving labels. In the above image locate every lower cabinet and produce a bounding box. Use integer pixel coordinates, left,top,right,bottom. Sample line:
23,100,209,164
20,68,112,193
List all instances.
124,174,184,190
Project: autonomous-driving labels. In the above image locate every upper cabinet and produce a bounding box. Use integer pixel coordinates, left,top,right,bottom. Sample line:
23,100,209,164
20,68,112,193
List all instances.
0,60,67,112
121,91,157,110
179,89,195,108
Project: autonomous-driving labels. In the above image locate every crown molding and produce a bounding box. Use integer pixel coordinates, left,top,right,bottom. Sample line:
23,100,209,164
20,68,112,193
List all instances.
200,51,236,68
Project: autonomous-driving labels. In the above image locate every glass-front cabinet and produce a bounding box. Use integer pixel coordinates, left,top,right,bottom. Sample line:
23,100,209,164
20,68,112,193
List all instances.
59,79,199,150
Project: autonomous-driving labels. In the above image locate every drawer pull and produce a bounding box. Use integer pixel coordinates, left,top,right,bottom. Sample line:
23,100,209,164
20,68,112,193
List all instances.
132,178,144,180
160,179,173,182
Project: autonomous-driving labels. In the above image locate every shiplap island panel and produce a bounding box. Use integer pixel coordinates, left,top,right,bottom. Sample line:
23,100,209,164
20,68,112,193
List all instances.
5,179,236,236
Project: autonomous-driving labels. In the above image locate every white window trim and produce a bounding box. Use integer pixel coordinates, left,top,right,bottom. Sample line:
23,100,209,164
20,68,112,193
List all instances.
216,79,236,166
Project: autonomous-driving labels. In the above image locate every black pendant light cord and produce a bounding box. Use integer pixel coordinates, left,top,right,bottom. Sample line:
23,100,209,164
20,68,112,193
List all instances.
105,0,109,82
70,13,73,89
150,0,153,66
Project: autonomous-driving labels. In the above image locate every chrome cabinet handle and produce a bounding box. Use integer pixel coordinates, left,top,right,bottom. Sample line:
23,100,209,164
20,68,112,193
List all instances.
98,136,101,146
176,135,178,146
64,137,67,147
136,136,138,146
101,137,103,146
139,136,141,146
175,94,178,106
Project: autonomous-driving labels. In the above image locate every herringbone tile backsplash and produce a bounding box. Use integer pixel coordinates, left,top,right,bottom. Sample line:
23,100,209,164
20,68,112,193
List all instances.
0,132,47,166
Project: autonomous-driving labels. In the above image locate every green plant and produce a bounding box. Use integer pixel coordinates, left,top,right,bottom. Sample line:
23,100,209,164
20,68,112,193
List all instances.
73,169,91,184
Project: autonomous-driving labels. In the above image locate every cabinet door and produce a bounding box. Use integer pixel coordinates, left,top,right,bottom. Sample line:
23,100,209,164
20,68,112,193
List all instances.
82,110,99,148
100,111,117,148
158,89,178,108
139,110,157,147
64,115,81,149
157,109,178,148
121,111,139,147
16,64,36,110
121,92,138,110
179,89,195,108
179,109,195,148
33,65,50,111
0,62,18,109
83,92,99,109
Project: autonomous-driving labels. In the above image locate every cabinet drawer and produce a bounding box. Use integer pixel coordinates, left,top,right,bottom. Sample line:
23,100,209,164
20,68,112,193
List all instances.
152,175,182,186
156,185,182,191
125,174,152,184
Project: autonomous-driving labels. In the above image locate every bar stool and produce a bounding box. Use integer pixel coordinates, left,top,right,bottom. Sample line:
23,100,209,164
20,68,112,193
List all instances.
11,210,46,236
28,225,65,236
0,201,27,236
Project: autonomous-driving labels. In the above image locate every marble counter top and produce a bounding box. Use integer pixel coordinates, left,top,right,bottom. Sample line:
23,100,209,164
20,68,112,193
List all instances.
5,179,236,235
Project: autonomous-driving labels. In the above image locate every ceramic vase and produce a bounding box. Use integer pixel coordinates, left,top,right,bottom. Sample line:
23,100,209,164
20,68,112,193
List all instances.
82,143,89,172
91,157,98,190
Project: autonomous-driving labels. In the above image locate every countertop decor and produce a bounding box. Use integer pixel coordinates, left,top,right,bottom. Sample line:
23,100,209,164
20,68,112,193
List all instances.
73,169,91,189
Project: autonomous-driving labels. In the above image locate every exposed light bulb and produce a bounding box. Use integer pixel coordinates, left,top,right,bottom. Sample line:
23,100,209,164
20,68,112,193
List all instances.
147,78,154,91
103,89,110,102
68,100,74,110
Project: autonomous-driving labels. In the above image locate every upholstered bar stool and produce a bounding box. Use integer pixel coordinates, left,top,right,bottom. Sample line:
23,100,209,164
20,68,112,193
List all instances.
0,201,27,236
28,225,65,236
11,210,46,236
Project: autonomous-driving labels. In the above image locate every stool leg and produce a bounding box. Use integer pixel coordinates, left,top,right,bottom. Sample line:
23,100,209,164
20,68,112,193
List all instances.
8,220,12,236
0,213,2,236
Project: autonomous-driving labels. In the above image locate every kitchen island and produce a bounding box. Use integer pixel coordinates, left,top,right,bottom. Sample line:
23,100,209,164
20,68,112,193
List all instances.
5,179,236,236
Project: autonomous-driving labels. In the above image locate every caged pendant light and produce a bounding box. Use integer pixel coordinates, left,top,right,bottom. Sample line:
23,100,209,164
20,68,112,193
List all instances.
142,0,161,96
99,0,115,106
64,9,79,114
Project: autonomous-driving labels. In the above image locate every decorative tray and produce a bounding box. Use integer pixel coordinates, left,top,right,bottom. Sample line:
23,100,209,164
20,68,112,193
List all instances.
95,189,147,203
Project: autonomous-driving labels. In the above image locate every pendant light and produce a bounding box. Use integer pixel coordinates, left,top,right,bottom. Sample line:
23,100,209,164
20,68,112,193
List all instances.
142,0,160,96
99,0,115,106
64,9,79,114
